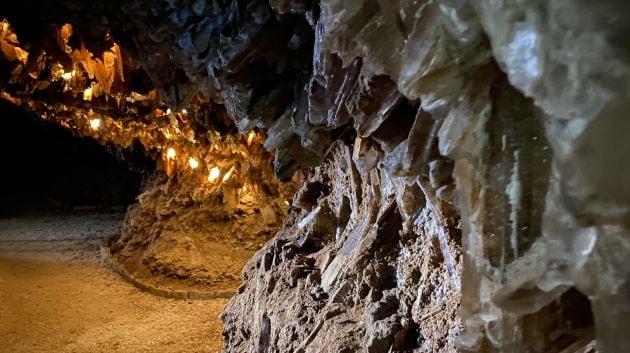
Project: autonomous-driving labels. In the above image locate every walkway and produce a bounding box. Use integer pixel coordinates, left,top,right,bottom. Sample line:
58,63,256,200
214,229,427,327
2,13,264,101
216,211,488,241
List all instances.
0,212,226,353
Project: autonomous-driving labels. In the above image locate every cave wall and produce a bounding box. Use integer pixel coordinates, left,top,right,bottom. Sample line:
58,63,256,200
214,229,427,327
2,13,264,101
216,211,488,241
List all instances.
0,0,629,352
222,143,462,352
221,1,630,351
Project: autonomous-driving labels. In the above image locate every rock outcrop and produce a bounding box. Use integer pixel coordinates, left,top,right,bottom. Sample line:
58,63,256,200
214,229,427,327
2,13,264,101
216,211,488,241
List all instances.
223,143,462,352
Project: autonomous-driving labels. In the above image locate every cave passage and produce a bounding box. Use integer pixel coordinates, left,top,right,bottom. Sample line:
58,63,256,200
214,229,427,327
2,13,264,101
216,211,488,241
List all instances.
0,100,141,215
0,101,231,353
0,96,292,353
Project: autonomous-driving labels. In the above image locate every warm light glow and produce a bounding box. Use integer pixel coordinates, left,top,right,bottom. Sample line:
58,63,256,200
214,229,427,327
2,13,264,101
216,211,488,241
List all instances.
208,166,220,183
83,87,93,101
247,131,255,146
1,92,20,105
166,108,172,115
90,118,102,130
181,109,187,114
188,157,199,169
242,184,248,192
166,148,176,160
222,166,235,183
61,70,75,81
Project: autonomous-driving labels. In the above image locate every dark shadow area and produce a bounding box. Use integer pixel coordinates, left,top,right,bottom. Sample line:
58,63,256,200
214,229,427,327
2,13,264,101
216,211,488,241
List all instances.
0,100,142,216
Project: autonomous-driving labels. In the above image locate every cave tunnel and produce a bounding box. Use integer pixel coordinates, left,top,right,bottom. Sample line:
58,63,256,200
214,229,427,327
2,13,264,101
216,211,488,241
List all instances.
1,1,628,353
0,100,142,215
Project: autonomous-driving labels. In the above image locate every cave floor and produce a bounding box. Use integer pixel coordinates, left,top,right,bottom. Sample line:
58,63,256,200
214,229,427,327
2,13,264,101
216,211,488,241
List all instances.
0,211,226,353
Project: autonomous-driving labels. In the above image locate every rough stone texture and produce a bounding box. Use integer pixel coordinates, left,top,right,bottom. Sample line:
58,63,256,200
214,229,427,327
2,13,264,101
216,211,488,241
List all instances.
1,0,629,352
104,125,296,292
106,163,294,294
222,143,462,352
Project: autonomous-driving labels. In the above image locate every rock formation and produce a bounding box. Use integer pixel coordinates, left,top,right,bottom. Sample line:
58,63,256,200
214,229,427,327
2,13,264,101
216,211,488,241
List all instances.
1,0,629,352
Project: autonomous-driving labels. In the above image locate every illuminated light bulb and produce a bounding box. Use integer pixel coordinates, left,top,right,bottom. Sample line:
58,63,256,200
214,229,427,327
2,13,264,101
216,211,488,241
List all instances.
166,148,176,160
188,157,199,169
222,166,235,183
181,109,187,114
247,131,255,146
208,166,220,183
90,118,102,130
83,87,93,101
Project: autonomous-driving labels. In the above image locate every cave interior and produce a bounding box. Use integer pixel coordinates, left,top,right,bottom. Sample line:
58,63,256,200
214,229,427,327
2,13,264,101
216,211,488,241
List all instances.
1,1,629,353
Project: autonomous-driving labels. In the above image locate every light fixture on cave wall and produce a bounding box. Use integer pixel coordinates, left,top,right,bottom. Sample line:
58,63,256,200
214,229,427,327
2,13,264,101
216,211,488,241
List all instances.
90,118,102,131
157,128,275,206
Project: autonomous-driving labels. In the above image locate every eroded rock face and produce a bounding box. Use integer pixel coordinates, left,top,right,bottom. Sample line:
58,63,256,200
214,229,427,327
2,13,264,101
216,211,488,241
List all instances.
1,0,629,352
107,160,294,294
223,1,630,352
223,143,461,352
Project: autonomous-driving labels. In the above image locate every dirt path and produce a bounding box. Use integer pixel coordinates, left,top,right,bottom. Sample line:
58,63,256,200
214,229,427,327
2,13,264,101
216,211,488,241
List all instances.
0,212,227,353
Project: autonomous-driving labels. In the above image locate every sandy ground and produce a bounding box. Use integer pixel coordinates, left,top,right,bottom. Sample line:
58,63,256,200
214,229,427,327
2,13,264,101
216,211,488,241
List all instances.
0,211,227,353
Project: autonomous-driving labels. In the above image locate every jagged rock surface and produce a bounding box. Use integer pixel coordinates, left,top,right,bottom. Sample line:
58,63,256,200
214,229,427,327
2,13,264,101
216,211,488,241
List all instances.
223,143,461,352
